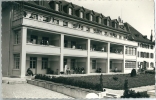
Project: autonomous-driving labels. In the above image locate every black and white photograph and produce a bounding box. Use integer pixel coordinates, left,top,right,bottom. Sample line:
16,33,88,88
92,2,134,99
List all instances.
1,0,155,99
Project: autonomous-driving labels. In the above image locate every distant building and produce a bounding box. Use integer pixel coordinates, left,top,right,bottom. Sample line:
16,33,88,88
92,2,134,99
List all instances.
2,1,155,77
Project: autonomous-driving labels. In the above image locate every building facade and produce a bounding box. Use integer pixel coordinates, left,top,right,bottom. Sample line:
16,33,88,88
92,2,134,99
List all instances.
2,1,154,77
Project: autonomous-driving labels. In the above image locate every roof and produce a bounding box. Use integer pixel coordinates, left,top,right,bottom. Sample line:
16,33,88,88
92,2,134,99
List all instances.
124,23,154,45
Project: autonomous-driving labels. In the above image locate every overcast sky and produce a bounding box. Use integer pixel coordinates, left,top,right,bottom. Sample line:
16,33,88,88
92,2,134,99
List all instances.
65,0,154,39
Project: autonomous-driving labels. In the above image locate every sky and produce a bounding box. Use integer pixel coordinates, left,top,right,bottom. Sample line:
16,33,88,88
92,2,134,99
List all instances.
65,0,155,39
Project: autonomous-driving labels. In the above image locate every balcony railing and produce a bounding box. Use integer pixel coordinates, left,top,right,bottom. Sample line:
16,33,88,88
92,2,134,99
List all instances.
26,43,61,55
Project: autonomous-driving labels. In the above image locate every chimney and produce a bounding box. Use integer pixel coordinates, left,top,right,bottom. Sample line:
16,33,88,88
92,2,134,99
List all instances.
150,30,153,41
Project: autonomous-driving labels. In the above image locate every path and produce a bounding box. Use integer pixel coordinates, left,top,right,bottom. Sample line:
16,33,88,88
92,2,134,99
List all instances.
2,83,74,99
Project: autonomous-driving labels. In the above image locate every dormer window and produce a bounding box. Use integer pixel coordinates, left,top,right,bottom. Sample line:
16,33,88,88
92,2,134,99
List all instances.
69,8,72,15
80,11,83,18
86,27,90,32
30,13,38,20
99,17,101,24
55,3,59,11
114,23,117,28
63,21,68,27
90,15,93,21
107,20,109,26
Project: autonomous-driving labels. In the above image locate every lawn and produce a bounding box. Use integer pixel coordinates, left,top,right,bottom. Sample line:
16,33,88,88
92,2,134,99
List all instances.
35,73,155,90
67,74,155,90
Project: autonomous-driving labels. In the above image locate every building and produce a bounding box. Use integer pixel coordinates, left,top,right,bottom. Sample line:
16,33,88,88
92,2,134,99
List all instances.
2,1,155,77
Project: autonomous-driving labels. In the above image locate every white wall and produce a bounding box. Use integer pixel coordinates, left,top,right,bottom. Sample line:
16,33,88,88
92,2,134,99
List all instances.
26,55,60,75
90,58,107,73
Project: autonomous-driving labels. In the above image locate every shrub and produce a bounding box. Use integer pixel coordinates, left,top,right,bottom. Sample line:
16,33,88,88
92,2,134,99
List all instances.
131,69,136,77
113,76,118,81
145,70,155,74
121,79,149,98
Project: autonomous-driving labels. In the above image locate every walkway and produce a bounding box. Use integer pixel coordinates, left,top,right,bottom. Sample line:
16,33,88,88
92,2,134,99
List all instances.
2,83,74,98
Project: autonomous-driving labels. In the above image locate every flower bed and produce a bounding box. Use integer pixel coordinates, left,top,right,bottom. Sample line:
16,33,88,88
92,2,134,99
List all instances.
35,73,155,90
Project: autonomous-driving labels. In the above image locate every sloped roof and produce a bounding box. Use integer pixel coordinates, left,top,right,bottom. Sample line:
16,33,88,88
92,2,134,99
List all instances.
124,23,154,45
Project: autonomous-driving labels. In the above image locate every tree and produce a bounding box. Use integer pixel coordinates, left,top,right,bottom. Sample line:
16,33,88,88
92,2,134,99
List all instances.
99,74,103,91
123,79,129,98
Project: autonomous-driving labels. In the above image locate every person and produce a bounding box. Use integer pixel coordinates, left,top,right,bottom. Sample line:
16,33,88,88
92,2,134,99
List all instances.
115,67,118,72
40,40,44,45
101,47,104,52
26,68,33,76
46,40,49,45
64,64,67,74
66,67,70,75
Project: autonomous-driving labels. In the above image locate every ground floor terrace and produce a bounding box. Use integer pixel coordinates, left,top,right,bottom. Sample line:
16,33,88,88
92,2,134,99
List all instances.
8,53,137,77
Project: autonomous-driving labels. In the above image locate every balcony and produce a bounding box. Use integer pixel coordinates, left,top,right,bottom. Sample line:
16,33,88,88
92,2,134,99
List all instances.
90,51,107,58
125,54,136,60
12,17,137,46
26,44,60,55
63,48,87,57
110,53,123,59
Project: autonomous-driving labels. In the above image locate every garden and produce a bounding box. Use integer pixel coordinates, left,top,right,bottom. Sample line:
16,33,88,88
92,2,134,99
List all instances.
35,70,155,90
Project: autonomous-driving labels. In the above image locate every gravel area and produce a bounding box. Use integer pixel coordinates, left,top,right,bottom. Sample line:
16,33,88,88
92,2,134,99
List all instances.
2,83,74,99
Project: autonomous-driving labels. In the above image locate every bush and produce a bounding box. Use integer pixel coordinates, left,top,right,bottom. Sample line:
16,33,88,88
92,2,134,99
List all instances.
121,79,149,98
113,76,118,81
145,70,155,74
121,90,149,98
131,69,136,77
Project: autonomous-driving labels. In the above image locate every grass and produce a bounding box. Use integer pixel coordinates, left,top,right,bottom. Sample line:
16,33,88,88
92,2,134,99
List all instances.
66,73,155,90
35,73,155,90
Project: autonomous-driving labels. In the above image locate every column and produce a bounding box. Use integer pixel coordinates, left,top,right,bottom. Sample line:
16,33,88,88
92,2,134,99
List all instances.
60,34,64,73
106,42,110,73
136,47,138,70
86,39,90,74
122,45,126,73
20,27,27,77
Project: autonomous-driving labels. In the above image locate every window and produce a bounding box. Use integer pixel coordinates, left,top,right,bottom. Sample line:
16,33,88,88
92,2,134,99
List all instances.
151,45,153,49
119,35,122,39
30,57,37,68
43,16,50,22
86,27,90,32
14,30,20,44
78,24,83,30
150,53,153,58
30,13,38,20
99,17,101,24
138,51,139,57
114,23,117,28
71,59,76,70
92,60,96,69
126,47,128,54
53,18,59,24
64,40,68,47
31,35,38,44
69,8,72,15
63,21,68,27
42,58,48,69
107,20,109,26
90,15,93,21
150,62,154,68
14,54,20,69
42,37,49,45
125,61,136,68
71,41,76,48
80,11,83,18
55,3,59,11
